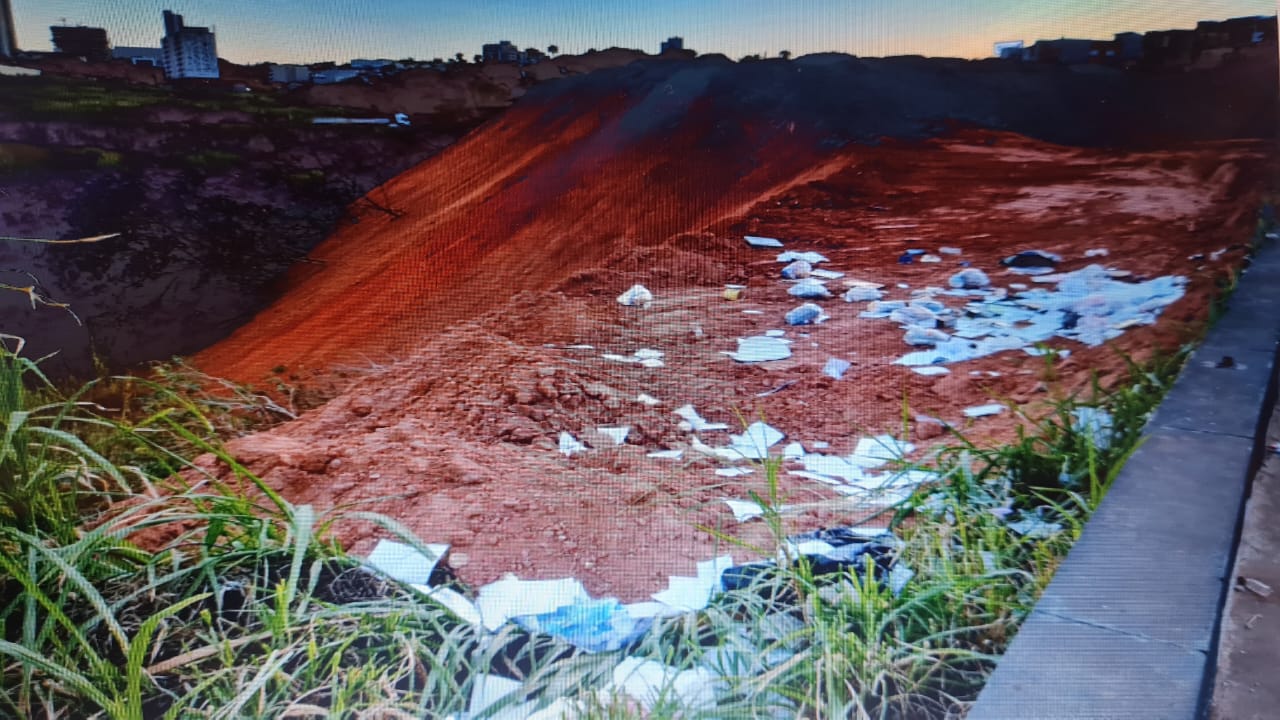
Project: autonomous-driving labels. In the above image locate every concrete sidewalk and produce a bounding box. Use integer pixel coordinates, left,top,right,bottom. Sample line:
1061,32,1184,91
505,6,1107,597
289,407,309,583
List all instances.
1209,400,1280,720
968,233,1280,720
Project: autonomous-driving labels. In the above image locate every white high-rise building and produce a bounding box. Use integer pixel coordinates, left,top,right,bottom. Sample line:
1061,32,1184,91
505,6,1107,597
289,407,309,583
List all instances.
0,0,19,57
161,10,219,79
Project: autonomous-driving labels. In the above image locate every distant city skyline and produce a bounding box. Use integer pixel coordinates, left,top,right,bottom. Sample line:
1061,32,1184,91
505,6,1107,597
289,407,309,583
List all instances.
12,1,1277,65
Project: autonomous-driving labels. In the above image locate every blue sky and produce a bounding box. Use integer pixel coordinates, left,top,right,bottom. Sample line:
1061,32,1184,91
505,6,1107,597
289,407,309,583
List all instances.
12,0,1276,64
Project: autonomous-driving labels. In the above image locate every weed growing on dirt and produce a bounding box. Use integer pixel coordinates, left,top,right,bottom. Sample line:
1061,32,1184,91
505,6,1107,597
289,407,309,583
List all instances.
0,321,1189,719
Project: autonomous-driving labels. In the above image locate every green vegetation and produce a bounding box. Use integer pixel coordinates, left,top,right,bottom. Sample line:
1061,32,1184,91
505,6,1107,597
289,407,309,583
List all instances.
0,325,1186,717
0,75,354,124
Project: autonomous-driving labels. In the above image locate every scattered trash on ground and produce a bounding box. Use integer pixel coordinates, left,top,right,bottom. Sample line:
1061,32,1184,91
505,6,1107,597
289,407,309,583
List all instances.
674,404,729,431
1237,577,1274,599
823,358,851,379
781,260,812,279
745,235,783,248
788,278,832,299
559,432,589,456
778,250,828,264
725,335,793,362
617,284,654,308
784,303,828,326
963,404,1004,418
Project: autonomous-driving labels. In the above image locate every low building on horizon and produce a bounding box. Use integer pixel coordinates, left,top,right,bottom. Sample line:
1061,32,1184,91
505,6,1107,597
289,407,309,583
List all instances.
113,46,162,67
481,40,521,64
268,63,311,83
660,36,684,54
161,9,219,79
50,25,110,62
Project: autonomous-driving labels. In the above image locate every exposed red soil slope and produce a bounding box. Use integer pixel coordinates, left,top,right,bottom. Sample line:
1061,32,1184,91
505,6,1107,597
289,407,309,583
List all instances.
191,110,1273,598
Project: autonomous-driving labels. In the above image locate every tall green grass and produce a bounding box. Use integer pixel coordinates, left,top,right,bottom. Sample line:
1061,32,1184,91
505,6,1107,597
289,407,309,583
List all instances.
0,331,1186,718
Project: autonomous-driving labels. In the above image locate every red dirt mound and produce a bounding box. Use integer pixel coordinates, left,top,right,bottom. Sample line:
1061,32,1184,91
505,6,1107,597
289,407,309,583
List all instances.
191,108,1274,598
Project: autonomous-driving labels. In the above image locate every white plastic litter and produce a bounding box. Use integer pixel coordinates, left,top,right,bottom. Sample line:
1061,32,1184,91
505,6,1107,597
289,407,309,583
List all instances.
413,584,483,627
764,329,786,338
823,357,851,379
475,576,592,631
911,365,951,376
810,268,846,279
963,404,1004,418
673,404,729,431
651,556,733,611
948,268,991,289
716,467,753,477
559,432,588,456
609,658,722,712
1084,248,1110,257
745,235,784,248
647,449,684,459
920,254,942,263
637,393,661,406
466,674,528,720
785,303,827,326
617,284,654,308
777,250,828,264
788,278,832,299
843,286,884,302
365,539,450,586
903,327,950,346
726,335,792,362
780,260,812,279
597,426,630,445
939,246,962,255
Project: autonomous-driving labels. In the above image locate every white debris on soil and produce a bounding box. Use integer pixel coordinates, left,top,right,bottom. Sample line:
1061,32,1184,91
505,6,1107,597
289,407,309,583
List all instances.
673,404,730,431
745,235,784,248
788,278,832,299
785,303,828,326
939,246,962,255
777,250,828,264
636,393,661,406
597,426,630,445
715,467,753,477
726,335,793,362
651,555,734,611
616,284,654,308
963,404,1005,418
1071,407,1114,450
647,449,684,459
608,658,722,712
475,576,592,631
911,365,951,376
365,539,450,585
559,431,589,456
889,264,1186,367
1085,248,1110,257
810,268,846,279
1007,516,1063,538
843,286,884,302
823,357,851,379
780,259,812,279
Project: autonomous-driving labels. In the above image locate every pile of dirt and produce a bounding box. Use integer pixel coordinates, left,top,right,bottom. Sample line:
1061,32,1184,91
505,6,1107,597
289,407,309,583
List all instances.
190,103,1274,598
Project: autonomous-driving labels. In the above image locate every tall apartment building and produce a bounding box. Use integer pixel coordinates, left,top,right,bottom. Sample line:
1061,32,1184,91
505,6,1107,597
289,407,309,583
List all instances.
161,10,219,79
1,0,19,57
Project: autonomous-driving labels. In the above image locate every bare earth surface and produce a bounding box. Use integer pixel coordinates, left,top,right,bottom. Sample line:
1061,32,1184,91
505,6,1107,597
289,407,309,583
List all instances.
187,126,1272,601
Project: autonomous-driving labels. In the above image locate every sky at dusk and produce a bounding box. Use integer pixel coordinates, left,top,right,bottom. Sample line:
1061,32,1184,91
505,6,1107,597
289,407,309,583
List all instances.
12,1,1277,65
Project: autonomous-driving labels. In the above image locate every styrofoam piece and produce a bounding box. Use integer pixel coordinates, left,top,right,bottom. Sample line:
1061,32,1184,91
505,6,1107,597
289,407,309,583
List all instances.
617,284,654,307
559,431,588,456
745,235,784,247
726,335,792,362
412,584,483,627
911,365,951,376
810,268,845,279
674,404,729,431
651,555,733,611
963,403,1005,418
777,250,828,264
647,449,684,460
475,575,592,631
597,426,630,445
788,278,832,299
637,393,661,406
715,467,753,477
823,357,851,379
724,499,766,521
609,658,722,712
365,539,450,585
